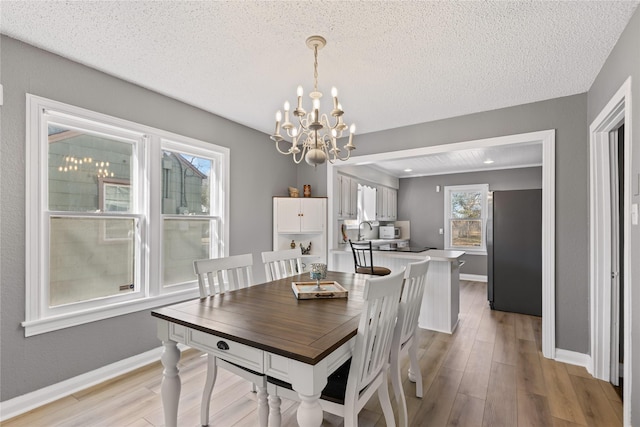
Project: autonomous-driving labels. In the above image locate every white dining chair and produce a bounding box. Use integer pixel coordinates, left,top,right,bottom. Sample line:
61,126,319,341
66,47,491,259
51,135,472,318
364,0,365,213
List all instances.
390,258,430,427
193,254,268,427
265,269,405,427
261,247,303,281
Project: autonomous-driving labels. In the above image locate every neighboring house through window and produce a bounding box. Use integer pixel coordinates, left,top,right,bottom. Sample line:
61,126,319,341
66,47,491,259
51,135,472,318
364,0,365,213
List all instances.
444,184,489,254
24,95,229,336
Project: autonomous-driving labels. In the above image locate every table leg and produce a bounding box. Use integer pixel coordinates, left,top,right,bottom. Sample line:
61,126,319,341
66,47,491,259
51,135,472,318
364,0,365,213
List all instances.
160,340,181,427
268,394,281,427
296,393,323,427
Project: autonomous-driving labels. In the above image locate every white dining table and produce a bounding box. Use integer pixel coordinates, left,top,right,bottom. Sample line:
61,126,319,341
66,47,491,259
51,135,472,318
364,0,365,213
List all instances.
152,271,368,427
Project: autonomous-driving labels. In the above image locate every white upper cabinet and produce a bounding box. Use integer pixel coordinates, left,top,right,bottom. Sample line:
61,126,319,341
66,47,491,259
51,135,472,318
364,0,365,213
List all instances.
275,197,325,233
273,197,327,269
337,174,357,219
376,186,397,221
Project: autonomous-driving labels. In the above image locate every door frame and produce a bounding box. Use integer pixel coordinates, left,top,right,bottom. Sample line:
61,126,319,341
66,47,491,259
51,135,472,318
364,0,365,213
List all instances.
327,129,556,358
589,77,632,424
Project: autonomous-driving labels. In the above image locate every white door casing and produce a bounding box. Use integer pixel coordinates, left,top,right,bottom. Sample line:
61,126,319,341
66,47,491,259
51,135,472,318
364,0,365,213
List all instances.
327,129,556,359
589,77,632,426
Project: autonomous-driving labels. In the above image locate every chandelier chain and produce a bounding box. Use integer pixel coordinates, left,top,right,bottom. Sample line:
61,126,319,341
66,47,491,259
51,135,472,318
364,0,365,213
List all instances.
313,45,319,93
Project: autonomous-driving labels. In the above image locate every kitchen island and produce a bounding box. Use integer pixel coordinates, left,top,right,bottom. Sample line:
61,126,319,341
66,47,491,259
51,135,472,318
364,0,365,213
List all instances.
330,247,465,333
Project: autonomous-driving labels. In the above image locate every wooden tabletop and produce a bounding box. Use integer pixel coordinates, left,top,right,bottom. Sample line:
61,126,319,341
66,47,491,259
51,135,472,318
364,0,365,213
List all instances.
152,271,368,365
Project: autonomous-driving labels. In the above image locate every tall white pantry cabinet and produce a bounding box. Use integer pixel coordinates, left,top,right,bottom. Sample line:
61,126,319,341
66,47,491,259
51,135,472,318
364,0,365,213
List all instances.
273,197,327,271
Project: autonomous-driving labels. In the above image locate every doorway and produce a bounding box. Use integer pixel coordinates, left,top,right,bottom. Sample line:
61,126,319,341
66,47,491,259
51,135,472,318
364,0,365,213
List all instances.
327,129,556,358
589,77,631,423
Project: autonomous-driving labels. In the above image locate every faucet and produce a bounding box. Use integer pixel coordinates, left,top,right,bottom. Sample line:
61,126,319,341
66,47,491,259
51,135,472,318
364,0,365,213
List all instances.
358,221,372,241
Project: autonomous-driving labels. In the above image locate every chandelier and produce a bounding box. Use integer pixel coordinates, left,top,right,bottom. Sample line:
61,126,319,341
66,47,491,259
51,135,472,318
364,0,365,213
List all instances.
270,35,356,166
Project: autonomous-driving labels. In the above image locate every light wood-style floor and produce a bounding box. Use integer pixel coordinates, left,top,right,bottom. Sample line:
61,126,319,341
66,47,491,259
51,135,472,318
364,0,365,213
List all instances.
3,281,622,427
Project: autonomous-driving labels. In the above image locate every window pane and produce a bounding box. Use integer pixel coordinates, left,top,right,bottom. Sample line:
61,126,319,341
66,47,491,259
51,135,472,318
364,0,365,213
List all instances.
450,219,482,247
103,182,131,212
451,191,482,219
162,151,212,215
163,218,214,286
48,125,133,212
50,217,136,307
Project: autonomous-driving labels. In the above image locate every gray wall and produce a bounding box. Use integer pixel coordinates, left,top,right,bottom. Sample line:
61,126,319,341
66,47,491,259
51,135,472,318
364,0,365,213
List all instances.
398,167,542,276
587,6,640,420
0,36,295,401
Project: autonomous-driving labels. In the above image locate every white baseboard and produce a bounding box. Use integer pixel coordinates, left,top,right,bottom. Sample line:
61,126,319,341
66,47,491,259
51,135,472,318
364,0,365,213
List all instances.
0,344,188,422
555,348,592,371
460,274,487,282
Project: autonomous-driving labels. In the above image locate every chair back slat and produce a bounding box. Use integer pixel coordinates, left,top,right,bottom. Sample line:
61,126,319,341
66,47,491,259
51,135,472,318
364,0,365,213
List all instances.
346,269,404,398
398,259,430,346
349,240,374,273
261,248,302,281
193,253,255,298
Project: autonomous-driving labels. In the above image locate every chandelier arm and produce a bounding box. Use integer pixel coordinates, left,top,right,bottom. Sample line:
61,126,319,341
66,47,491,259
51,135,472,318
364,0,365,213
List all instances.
327,149,352,164
328,115,343,131
292,149,305,164
273,139,294,156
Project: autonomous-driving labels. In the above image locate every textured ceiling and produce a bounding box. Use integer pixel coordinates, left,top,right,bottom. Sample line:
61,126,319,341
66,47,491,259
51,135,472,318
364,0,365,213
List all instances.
368,143,543,178
1,1,637,175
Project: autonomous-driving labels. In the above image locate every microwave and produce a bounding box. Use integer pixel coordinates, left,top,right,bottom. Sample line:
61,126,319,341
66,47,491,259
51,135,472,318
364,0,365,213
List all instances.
379,226,400,239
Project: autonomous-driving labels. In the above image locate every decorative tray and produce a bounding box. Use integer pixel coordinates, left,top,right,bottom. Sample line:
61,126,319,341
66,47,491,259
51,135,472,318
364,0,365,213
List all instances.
291,281,348,300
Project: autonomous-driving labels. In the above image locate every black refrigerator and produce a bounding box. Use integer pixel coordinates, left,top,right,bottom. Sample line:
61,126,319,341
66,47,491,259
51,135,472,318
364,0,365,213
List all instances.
487,189,542,316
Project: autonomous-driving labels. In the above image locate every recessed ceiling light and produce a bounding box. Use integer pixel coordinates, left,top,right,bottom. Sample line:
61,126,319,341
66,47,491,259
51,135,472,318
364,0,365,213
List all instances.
404,168,413,172
483,159,494,164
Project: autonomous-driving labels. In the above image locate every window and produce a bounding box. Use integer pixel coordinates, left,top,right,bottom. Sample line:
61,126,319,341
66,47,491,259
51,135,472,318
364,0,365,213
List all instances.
444,184,488,253
24,95,229,336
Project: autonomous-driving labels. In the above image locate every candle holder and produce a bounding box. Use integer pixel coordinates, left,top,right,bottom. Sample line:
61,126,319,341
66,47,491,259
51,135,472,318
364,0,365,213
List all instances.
309,263,327,291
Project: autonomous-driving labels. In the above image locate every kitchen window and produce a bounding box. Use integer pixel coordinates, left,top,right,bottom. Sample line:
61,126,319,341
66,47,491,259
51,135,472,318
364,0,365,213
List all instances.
24,95,229,336
444,184,488,253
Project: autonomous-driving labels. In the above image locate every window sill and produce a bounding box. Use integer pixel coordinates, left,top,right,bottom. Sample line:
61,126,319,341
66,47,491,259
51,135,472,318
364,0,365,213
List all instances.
22,288,200,337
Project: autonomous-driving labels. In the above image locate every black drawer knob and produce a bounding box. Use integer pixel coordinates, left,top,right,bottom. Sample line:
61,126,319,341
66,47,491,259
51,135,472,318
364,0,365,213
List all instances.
217,341,229,350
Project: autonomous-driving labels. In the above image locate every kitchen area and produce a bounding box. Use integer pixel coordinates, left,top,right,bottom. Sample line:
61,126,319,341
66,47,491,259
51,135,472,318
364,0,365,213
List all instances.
327,166,467,333
324,159,543,333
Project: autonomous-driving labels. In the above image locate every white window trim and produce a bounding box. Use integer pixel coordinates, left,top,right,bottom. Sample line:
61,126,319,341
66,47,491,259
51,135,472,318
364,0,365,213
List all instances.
24,94,229,337
444,184,488,254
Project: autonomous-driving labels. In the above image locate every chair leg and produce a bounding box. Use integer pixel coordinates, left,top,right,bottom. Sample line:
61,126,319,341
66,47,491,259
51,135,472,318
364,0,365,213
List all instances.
256,384,269,427
200,354,218,427
268,393,282,427
407,339,423,398
390,349,408,427
377,373,396,427
343,412,358,427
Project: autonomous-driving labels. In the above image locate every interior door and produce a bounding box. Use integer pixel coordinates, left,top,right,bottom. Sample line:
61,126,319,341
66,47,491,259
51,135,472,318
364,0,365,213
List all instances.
609,130,620,386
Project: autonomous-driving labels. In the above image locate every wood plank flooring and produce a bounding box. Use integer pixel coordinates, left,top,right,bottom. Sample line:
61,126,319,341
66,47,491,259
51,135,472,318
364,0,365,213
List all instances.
3,281,622,427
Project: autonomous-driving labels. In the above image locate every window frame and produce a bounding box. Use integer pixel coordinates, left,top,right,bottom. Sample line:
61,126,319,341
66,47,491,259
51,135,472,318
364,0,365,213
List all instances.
24,94,229,336
444,184,489,254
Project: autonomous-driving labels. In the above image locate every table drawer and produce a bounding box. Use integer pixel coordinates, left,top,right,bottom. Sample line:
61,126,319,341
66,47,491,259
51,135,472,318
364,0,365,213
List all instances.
188,329,264,373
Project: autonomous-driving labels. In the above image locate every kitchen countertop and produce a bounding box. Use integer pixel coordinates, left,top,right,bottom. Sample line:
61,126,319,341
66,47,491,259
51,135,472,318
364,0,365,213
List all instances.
331,247,465,262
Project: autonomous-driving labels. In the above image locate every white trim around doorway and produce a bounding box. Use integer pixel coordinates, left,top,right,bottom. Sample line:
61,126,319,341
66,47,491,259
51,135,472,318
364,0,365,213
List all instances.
327,129,556,359
589,76,632,426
